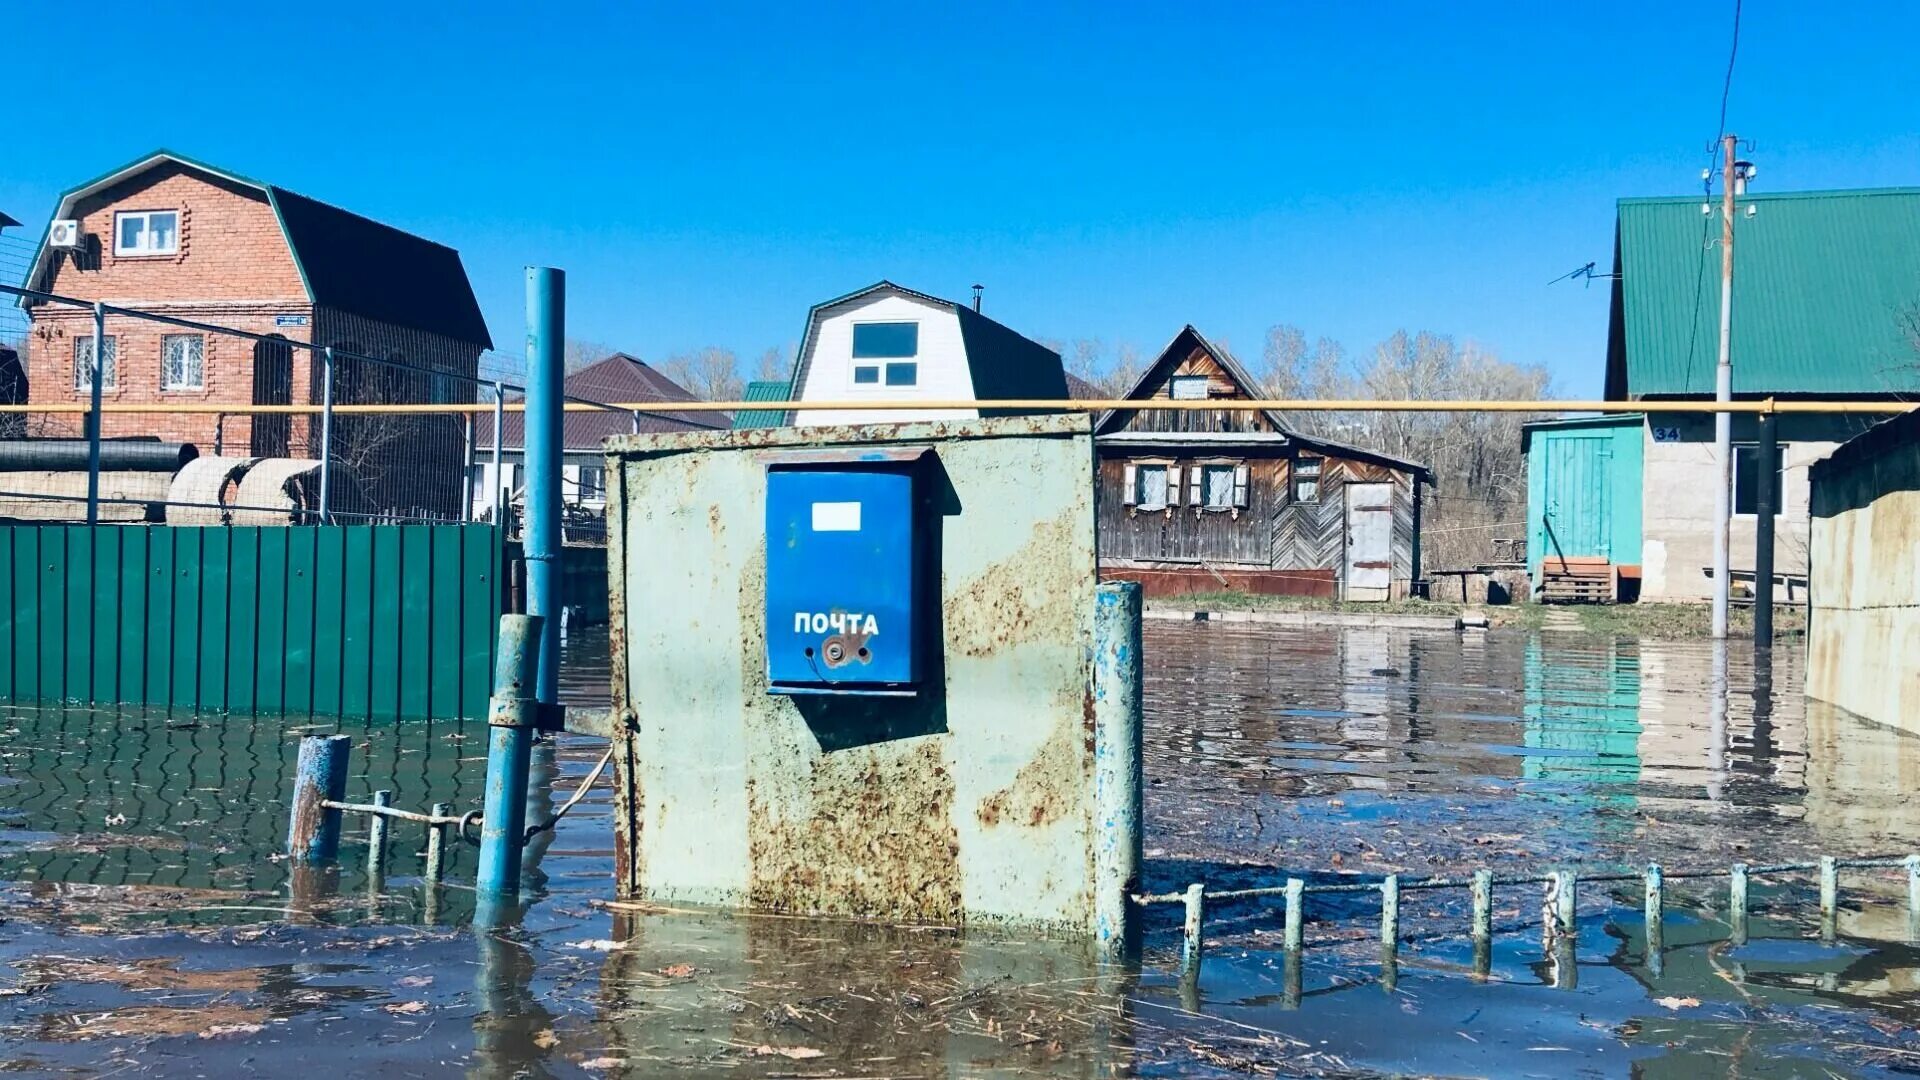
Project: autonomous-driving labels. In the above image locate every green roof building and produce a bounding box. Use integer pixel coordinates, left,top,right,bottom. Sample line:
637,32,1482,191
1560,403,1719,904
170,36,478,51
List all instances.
731,379,791,429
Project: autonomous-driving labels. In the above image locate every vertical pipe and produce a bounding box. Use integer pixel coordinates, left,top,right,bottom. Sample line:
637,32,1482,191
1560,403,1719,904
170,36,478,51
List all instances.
318,346,335,522
1711,132,1738,640
476,613,543,897
524,268,565,706
366,789,391,882
85,301,105,525
461,412,477,523
1753,409,1778,645
1283,878,1304,954
287,735,351,864
1380,874,1400,948
1092,581,1144,960
1819,856,1838,942
491,382,505,523
425,801,451,884
1179,884,1206,984
1471,869,1493,945
1729,862,1749,945
1644,863,1664,974
1906,855,1920,939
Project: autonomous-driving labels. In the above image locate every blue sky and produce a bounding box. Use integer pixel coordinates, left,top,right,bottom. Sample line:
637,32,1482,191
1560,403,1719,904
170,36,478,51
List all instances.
4,2,1916,395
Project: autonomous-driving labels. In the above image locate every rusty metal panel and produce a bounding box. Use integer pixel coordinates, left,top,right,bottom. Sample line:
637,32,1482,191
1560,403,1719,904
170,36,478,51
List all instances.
606,414,1100,933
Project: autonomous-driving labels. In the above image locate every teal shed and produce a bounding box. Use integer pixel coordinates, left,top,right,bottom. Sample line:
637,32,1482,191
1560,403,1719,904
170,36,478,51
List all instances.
1523,415,1644,598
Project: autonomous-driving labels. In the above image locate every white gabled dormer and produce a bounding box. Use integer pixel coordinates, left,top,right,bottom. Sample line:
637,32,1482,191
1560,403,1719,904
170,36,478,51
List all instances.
788,281,1066,427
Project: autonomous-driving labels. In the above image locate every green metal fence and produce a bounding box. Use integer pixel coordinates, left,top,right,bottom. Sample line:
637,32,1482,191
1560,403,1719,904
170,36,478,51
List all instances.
0,524,502,720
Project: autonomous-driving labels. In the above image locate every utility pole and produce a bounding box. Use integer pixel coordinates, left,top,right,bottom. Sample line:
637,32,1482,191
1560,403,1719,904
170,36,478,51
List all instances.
1710,133,1737,640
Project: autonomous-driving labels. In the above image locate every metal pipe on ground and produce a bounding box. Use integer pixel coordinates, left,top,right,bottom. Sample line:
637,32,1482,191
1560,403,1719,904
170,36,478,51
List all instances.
0,439,197,472
287,735,351,865
1092,581,1144,960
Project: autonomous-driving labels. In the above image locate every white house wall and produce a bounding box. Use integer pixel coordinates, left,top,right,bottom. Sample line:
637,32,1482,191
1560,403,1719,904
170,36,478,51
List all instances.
793,293,978,426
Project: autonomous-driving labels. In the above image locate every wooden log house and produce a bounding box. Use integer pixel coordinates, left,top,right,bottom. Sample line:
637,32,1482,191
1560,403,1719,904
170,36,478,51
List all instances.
1094,326,1432,600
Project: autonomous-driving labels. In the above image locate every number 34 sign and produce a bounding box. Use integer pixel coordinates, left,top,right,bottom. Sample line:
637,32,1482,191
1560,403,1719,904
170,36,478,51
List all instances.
1651,425,1683,443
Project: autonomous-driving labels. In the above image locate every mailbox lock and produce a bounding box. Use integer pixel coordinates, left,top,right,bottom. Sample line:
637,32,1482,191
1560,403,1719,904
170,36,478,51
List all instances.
823,640,846,664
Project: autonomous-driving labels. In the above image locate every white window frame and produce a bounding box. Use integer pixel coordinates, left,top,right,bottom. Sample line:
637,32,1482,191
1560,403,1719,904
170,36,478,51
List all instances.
577,464,607,503
113,209,180,257
1293,457,1323,503
1196,460,1248,512
1169,375,1210,401
1122,458,1178,513
73,335,118,391
160,333,206,391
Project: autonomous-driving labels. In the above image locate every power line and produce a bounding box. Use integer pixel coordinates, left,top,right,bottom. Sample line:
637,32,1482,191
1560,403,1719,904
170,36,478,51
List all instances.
1681,0,1745,392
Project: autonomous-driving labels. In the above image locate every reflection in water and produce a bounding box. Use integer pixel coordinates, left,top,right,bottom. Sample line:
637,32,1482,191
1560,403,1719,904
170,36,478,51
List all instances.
7,623,1920,1077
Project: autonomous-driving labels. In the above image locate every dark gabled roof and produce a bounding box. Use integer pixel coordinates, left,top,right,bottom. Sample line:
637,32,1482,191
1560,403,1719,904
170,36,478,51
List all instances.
0,211,20,230
1097,324,1431,481
20,150,492,348
476,353,727,450
732,380,790,428
1606,187,1920,399
786,280,1067,419
1096,325,1287,434
1062,371,1102,400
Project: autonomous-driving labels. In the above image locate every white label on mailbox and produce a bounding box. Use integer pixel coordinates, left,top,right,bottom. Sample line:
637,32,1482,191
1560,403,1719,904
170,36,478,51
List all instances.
811,501,862,532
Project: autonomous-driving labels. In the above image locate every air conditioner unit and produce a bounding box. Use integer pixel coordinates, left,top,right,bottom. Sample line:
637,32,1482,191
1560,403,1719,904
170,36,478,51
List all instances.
48,220,81,249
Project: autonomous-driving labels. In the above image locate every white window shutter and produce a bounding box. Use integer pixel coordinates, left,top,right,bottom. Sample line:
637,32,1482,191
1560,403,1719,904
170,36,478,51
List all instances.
1233,463,1250,508
1163,467,1179,508
1123,462,1137,506
1187,465,1202,506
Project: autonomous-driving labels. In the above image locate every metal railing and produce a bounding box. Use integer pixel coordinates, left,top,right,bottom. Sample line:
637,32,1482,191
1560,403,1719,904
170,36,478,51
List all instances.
1140,853,1920,989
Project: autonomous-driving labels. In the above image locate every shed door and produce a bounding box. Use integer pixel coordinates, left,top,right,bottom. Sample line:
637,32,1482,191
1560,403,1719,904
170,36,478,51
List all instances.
1542,435,1612,562
1343,482,1393,601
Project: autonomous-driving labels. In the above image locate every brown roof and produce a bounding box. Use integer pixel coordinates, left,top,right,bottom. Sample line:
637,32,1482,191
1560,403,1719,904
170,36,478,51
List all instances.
1062,372,1103,400
474,353,728,450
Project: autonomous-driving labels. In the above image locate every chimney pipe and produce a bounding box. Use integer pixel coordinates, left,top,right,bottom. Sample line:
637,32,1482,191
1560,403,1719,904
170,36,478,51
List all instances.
971,284,983,313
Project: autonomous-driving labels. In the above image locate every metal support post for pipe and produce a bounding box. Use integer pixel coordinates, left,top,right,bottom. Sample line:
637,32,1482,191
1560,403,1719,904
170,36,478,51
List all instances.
1730,862,1750,945
85,301,105,525
1644,863,1664,975
1092,581,1144,960
1380,873,1400,948
318,346,335,522
426,801,451,885
1179,883,1206,986
1471,868,1493,978
491,381,504,522
1283,878,1304,953
476,613,543,898
1753,411,1779,646
1820,855,1839,942
366,789,391,884
287,735,351,864
524,267,566,706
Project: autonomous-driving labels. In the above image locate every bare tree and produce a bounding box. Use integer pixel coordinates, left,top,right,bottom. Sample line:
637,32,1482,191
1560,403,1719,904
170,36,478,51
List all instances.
565,338,617,374
660,346,744,401
755,346,791,384
1099,343,1145,397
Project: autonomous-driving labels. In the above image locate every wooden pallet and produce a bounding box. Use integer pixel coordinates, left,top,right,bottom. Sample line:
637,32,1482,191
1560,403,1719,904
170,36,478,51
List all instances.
1540,556,1617,604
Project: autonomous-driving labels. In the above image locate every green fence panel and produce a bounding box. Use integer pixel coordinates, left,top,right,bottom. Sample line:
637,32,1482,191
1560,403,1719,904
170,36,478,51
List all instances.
339,525,375,718
399,526,434,720
170,527,202,711
1,524,501,720
63,528,93,702
429,525,465,719
225,528,259,713
117,527,149,705
311,526,347,717
283,527,317,714
255,528,288,713
39,526,66,702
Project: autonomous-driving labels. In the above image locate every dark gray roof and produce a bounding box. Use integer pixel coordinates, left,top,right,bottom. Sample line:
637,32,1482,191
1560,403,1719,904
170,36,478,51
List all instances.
476,353,727,450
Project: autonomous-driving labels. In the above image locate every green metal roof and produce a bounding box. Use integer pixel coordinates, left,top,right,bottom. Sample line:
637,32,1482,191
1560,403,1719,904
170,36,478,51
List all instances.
1605,187,1920,399
731,380,791,428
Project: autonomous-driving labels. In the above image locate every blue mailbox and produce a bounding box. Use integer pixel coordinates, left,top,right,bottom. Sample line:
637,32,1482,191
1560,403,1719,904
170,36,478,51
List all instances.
764,451,927,695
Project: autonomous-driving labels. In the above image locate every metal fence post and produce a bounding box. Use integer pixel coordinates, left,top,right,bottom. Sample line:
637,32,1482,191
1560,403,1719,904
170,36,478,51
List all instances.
1820,856,1839,942
85,301,105,525
1092,580,1143,960
1644,862,1664,975
1180,883,1206,986
366,789,391,884
1730,862,1750,945
491,380,504,522
1283,877,1305,953
1753,410,1779,645
287,735,351,864
461,412,476,523
476,613,542,897
318,346,335,522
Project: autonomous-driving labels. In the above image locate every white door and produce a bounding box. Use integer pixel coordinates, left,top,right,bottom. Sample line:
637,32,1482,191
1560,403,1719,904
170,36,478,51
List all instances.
1343,483,1393,602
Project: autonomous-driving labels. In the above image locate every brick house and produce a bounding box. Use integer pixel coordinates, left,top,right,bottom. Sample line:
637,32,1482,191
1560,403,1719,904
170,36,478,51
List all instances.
17,150,493,519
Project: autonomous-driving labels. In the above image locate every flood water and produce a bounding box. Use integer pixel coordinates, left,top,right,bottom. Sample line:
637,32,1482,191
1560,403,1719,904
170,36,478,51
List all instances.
3,622,1919,1076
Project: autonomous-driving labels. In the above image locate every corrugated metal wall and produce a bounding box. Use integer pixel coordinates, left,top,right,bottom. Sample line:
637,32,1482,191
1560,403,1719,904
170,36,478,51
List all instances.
0,523,500,719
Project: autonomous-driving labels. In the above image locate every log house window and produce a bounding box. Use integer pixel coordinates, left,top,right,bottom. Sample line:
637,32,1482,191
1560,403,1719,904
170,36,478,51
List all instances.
1122,460,1177,512
1293,458,1322,502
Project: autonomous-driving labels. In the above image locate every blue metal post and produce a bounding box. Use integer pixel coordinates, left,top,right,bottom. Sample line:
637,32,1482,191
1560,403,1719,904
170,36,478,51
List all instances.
287,734,351,864
1093,581,1143,959
476,613,542,896
525,267,565,705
